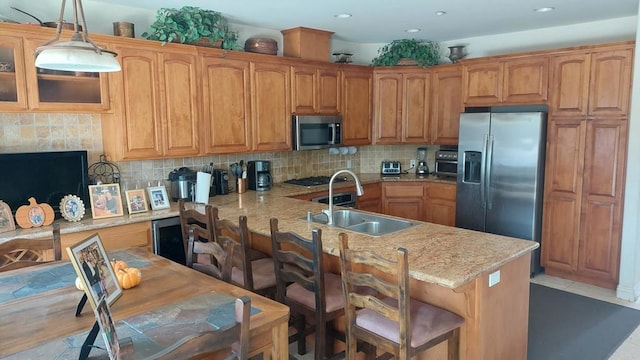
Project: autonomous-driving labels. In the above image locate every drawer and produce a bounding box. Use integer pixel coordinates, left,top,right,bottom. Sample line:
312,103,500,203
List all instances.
426,183,456,201
383,183,425,198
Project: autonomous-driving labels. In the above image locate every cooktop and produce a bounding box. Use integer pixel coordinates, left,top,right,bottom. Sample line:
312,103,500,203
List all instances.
284,176,347,187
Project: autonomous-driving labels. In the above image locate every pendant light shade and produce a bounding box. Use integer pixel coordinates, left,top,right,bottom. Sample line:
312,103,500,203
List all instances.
35,0,121,73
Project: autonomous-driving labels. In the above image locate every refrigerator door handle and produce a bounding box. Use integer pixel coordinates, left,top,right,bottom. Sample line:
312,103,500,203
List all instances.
486,135,495,209
480,134,488,207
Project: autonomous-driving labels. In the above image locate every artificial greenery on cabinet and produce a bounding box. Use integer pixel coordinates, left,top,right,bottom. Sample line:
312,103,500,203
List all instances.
371,39,441,67
142,6,239,50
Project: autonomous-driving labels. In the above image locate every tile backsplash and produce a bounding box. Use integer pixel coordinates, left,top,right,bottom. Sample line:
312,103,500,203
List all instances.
1,112,438,189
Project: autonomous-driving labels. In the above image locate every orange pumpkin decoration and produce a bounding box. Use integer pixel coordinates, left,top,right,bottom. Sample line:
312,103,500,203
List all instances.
15,197,54,228
117,267,142,289
110,259,129,272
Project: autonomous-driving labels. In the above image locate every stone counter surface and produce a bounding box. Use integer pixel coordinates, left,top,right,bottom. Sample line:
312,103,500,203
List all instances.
0,173,536,289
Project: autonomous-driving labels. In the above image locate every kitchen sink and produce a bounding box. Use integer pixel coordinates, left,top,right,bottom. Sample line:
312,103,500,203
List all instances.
302,209,416,236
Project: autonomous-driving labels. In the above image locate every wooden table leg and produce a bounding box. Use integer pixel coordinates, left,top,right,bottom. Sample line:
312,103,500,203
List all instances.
270,320,289,359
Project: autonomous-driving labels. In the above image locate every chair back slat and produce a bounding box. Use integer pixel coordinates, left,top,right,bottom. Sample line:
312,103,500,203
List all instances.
0,223,61,272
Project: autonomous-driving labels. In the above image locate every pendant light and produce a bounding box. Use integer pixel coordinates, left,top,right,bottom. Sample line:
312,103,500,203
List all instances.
34,0,121,72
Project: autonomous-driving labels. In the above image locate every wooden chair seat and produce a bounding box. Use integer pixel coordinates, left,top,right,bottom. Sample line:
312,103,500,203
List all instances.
286,272,345,313
231,257,277,291
0,223,61,272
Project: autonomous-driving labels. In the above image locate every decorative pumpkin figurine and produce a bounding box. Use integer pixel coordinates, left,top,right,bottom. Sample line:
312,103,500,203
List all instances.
110,259,129,272
117,267,142,289
15,197,54,228
75,277,85,291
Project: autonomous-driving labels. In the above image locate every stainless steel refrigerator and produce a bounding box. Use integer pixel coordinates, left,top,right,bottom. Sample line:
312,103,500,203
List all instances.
456,106,547,275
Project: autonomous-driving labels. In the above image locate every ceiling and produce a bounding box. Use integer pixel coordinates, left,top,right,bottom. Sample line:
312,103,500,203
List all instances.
86,0,638,43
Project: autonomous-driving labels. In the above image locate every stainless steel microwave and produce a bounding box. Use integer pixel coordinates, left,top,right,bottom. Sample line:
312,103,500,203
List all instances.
292,115,342,150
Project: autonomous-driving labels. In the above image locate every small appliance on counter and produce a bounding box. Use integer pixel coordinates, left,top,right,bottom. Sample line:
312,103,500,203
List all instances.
212,169,230,195
381,161,401,175
168,167,196,201
416,147,429,176
435,146,458,177
247,160,273,191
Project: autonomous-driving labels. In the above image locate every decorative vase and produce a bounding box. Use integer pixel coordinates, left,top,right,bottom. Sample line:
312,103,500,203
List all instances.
448,45,466,63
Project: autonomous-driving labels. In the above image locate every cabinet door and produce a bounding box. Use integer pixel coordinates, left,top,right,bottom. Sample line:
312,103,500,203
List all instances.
158,51,200,157
317,66,340,114
425,183,456,226
431,67,463,145
541,118,586,272
0,35,28,110
577,118,627,284
201,57,252,154
24,37,110,112
356,183,381,213
463,62,502,105
291,65,316,114
549,53,590,117
503,57,549,104
402,71,431,143
251,62,291,151
341,68,372,145
382,183,426,221
105,46,162,160
588,49,632,117
373,71,402,144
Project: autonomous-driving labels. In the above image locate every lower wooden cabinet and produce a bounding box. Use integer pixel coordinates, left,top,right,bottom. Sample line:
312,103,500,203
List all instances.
382,183,426,221
425,183,456,227
356,183,381,213
60,221,152,260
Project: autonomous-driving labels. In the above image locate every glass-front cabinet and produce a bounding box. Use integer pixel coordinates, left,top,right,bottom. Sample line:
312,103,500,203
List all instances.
0,36,28,110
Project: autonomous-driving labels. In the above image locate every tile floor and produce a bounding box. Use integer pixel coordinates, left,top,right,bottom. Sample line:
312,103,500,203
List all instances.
530,274,640,360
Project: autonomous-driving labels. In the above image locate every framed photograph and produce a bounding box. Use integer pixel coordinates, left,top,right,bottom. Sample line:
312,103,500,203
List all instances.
89,184,124,219
59,194,86,222
94,297,120,359
0,200,15,234
67,233,122,310
125,189,148,214
147,186,170,210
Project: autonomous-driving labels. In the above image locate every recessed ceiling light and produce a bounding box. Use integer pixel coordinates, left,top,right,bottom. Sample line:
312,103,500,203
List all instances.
405,28,421,33
534,7,555,13
334,13,352,19
435,11,447,16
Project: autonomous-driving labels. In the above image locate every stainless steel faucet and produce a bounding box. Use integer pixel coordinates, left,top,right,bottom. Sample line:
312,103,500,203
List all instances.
322,170,364,225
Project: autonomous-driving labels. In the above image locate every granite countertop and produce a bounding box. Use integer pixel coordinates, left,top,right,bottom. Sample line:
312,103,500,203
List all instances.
0,173,536,289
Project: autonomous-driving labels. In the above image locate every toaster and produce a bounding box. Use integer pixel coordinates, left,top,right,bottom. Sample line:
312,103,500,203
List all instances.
381,161,401,175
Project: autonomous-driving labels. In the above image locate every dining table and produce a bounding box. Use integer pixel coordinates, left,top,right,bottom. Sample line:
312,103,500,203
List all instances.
0,247,290,359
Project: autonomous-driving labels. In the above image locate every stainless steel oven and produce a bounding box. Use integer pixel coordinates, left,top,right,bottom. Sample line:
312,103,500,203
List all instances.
311,192,357,207
435,147,458,177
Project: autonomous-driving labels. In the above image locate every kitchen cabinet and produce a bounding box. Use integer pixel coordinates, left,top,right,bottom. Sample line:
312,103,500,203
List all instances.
60,222,152,260
102,43,200,160
356,183,382,213
291,64,340,114
0,35,28,111
382,182,426,221
463,56,548,105
425,182,456,226
251,61,292,151
341,67,373,145
430,65,463,145
200,55,252,154
373,68,431,144
549,47,632,117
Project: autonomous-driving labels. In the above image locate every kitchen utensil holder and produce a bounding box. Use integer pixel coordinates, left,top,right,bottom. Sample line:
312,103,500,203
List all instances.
237,178,247,194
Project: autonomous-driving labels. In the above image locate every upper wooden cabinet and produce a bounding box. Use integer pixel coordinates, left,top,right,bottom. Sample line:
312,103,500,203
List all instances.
103,43,199,160
291,65,340,114
549,46,633,117
463,56,549,105
430,65,463,145
251,61,292,151
200,55,252,154
373,68,431,144
0,35,28,111
341,67,373,146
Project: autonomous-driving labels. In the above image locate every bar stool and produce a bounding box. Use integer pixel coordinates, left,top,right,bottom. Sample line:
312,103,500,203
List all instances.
338,233,464,360
212,213,276,298
270,218,345,360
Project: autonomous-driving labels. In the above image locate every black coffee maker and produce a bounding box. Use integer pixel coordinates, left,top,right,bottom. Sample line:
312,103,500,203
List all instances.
247,160,272,191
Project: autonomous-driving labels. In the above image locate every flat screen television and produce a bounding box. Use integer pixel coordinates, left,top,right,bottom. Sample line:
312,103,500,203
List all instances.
0,150,90,217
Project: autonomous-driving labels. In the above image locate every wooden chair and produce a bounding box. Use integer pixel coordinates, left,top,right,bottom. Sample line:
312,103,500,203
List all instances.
126,296,251,360
0,223,61,272
212,213,277,298
338,233,464,360
179,200,234,281
270,217,344,360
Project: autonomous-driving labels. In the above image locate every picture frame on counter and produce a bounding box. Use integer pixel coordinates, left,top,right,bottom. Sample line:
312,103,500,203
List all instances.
125,189,148,214
147,186,170,210
67,233,122,310
59,194,85,222
0,200,15,233
88,184,124,219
